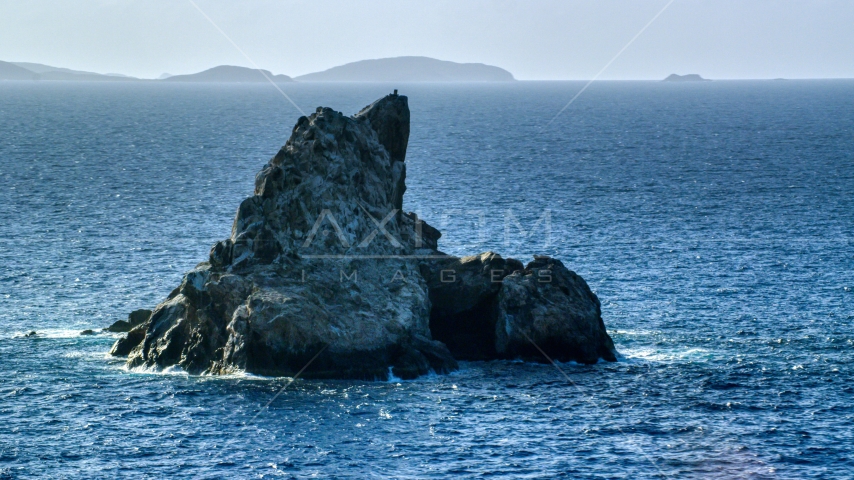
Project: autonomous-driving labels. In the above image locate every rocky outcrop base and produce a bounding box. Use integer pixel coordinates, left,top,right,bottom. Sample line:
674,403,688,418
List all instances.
423,253,615,364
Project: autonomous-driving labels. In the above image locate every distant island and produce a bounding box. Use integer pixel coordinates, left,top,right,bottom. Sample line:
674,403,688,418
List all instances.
663,73,710,82
9,61,136,81
0,61,39,80
163,65,292,83
295,56,515,82
3,57,514,83
0,62,292,83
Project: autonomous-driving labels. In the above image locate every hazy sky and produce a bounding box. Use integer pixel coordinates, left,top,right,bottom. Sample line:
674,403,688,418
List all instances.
1,0,852,80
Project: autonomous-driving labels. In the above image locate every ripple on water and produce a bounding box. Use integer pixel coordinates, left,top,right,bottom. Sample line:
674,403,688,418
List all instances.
1,81,853,478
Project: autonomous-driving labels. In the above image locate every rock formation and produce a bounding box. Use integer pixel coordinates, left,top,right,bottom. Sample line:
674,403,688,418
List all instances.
111,93,616,379
421,253,615,364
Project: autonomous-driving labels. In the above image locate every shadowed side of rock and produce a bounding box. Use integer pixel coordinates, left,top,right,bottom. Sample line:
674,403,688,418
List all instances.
420,252,522,360
105,309,151,333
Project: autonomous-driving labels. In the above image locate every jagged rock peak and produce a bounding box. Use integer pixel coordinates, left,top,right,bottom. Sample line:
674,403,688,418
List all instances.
210,92,430,270
354,93,410,164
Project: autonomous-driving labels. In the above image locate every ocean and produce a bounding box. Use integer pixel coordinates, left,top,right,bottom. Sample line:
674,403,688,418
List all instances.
1,80,852,478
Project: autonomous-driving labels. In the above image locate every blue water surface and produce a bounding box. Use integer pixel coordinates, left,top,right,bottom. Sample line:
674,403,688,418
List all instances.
1,80,853,479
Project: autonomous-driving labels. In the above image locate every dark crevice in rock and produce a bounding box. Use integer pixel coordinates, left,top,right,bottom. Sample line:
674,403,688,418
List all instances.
429,293,499,361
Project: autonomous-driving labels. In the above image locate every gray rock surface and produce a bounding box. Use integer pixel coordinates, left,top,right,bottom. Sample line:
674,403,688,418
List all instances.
495,256,616,363
112,93,616,379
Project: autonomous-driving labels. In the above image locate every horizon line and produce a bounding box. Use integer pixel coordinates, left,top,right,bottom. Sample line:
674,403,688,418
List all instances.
5,59,853,83
3,75,853,82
